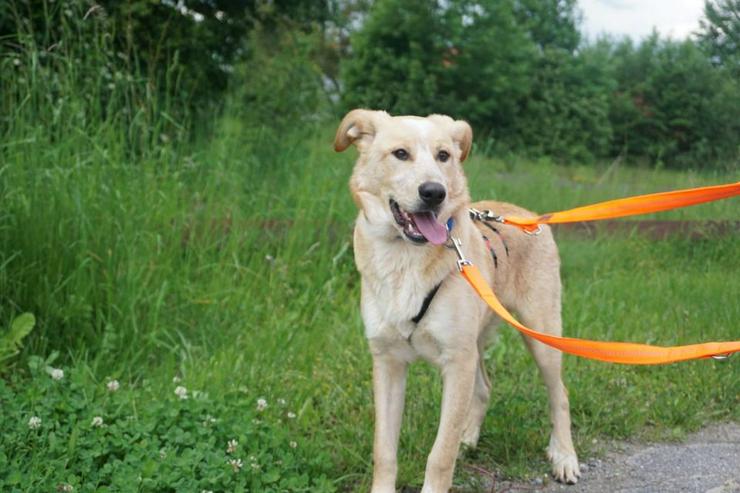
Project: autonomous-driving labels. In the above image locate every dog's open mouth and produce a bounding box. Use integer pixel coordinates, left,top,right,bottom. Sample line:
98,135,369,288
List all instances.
390,199,448,245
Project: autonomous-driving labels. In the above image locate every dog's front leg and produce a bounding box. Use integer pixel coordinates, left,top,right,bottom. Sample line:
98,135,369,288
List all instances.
422,354,477,493
371,353,408,493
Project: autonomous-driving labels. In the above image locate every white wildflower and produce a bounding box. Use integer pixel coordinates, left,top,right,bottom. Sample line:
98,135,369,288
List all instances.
202,415,217,426
251,418,261,425
227,439,238,454
228,458,243,472
28,416,42,429
159,448,167,459
277,398,286,406
289,441,298,449
256,398,267,412
248,455,256,462
58,484,74,492
172,375,181,384
50,368,64,380
287,412,296,419
174,386,188,400
250,462,260,470
201,490,214,493
91,416,104,427
106,379,120,392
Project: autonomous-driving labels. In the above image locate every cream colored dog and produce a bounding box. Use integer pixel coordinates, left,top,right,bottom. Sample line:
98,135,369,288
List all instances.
334,109,580,492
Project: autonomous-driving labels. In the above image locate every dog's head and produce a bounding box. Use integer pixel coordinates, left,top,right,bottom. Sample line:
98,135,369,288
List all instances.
335,109,473,246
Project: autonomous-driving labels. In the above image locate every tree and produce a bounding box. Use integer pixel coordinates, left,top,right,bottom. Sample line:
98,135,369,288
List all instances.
697,0,740,77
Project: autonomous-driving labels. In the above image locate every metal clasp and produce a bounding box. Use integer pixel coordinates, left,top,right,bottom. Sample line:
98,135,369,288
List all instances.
468,208,505,224
449,236,471,272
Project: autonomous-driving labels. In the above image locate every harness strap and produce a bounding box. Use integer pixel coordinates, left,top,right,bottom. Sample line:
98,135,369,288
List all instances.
411,283,441,324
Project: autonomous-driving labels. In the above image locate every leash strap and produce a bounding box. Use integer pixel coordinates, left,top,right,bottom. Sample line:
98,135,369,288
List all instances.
460,263,740,364
502,182,740,232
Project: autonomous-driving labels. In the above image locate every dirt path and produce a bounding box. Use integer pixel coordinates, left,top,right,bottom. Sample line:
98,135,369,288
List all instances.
535,422,740,493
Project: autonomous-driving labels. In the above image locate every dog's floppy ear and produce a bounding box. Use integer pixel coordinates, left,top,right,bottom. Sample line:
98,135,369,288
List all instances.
428,114,473,163
334,109,388,152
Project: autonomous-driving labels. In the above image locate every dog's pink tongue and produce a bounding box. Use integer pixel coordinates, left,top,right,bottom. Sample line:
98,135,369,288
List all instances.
412,212,448,245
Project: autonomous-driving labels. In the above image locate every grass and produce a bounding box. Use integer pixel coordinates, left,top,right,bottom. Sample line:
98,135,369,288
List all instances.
1,8,738,490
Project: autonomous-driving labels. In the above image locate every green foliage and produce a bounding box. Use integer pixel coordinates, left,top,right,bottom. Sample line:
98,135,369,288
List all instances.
0,358,334,491
230,21,330,142
340,0,446,114
608,34,740,169
0,313,35,365
697,0,740,77
340,0,739,168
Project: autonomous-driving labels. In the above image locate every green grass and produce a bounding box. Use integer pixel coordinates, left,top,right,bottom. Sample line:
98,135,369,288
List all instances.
1,122,737,491
1,11,738,490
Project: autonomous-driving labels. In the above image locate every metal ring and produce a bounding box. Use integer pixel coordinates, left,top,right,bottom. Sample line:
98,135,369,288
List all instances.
711,353,732,360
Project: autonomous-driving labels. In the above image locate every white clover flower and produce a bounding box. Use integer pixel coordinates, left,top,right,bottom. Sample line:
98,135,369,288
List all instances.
228,458,243,472
202,415,217,426
250,462,260,470
256,398,267,412
289,441,297,449
172,375,181,384
174,386,188,400
287,412,296,419
251,418,261,425
106,379,120,392
201,490,214,493
58,484,74,492
248,455,257,462
159,448,167,459
50,368,64,380
28,416,42,429
91,416,104,427
227,439,238,454
277,398,286,406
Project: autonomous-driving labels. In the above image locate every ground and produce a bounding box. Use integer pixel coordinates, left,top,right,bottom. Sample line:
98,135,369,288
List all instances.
481,422,740,493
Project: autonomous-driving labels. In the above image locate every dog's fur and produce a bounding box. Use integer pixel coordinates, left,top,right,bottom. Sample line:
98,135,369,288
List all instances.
334,110,580,492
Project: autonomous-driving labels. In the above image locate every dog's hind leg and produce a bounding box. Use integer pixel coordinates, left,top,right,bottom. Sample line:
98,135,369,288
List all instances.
517,301,581,484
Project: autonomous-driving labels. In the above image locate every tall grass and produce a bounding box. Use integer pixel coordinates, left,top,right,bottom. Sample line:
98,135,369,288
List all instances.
1,5,738,490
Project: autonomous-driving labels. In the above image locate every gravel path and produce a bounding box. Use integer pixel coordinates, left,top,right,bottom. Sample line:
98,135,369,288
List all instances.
538,422,740,493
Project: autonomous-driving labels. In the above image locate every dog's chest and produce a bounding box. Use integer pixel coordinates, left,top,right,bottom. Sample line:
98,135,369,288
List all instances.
361,272,434,340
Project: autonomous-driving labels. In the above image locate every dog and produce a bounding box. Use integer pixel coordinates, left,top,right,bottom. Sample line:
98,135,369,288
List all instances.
334,109,580,493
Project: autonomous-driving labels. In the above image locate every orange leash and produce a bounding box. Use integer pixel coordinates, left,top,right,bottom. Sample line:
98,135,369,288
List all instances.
458,261,740,364
501,182,740,232
448,178,740,364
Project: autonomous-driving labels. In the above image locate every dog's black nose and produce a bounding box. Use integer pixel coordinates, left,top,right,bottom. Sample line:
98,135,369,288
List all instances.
418,181,446,207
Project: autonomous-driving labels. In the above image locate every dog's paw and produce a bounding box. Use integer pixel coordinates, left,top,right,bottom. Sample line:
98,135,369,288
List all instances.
547,439,581,484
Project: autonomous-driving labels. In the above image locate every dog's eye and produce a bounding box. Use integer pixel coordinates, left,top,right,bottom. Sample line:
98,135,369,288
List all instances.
437,150,450,162
392,149,409,161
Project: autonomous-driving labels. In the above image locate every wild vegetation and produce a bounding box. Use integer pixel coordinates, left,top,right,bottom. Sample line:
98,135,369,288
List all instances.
0,0,738,491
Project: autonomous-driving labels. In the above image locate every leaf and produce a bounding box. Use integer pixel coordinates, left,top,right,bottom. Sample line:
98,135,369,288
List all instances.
0,313,36,363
